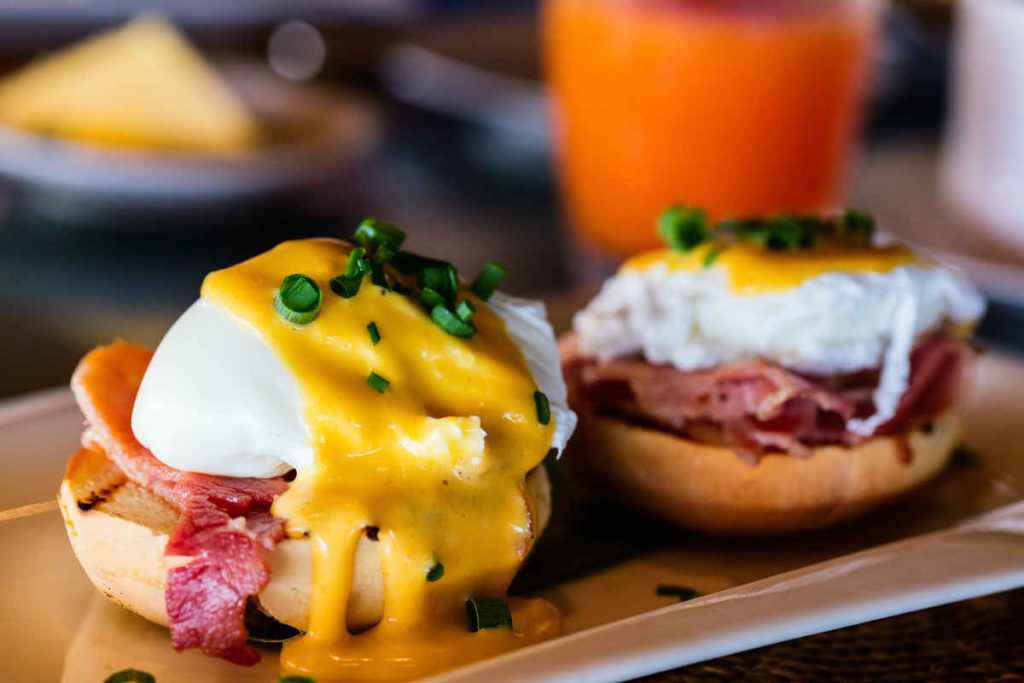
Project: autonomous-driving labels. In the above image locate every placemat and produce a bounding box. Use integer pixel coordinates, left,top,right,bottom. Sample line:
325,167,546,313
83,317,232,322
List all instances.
643,588,1024,682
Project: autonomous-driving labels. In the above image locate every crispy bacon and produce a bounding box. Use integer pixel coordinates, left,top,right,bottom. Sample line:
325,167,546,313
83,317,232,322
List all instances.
566,331,965,460
71,342,287,665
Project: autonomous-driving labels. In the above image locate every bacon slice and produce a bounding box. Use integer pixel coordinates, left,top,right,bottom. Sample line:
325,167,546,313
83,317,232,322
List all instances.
71,342,287,665
567,331,965,460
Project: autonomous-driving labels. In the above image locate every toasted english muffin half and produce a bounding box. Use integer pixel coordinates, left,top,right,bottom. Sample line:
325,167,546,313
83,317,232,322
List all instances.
58,446,551,634
571,410,959,534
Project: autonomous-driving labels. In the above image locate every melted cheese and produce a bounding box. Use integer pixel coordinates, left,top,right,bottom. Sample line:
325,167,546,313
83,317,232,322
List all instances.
201,239,558,679
624,243,920,294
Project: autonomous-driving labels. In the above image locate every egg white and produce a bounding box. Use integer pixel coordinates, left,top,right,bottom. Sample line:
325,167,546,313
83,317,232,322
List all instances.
132,294,575,478
573,263,985,436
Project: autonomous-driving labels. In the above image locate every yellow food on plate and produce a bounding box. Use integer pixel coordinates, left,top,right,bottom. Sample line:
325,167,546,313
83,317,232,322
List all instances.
0,16,258,153
60,220,576,680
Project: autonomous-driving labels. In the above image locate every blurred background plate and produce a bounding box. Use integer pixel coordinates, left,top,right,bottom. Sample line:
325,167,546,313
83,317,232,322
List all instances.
0,61,378,225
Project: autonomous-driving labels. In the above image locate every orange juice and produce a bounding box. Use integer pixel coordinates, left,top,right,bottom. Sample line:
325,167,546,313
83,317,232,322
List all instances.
544,0,880,256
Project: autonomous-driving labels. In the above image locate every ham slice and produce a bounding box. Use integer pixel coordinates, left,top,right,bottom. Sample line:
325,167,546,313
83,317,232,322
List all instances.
71,342,287,665
567,331,966,460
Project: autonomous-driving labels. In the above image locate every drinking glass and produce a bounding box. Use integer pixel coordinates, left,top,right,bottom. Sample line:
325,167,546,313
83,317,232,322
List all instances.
544,0,883,257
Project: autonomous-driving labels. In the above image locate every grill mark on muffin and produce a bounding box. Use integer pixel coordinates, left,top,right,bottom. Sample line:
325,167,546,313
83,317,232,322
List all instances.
75,483,123,511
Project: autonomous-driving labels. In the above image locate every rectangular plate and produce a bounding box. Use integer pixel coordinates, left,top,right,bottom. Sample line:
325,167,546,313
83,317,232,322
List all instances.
3,354,1024,682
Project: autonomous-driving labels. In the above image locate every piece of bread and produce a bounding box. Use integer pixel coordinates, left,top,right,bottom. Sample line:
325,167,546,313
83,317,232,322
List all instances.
58,446,552,633
571,411,959,534
0,17,259,153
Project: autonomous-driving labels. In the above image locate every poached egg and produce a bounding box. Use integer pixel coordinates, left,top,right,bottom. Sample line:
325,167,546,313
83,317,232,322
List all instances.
131,238,575,678
574,242,985,435
132,293,574,479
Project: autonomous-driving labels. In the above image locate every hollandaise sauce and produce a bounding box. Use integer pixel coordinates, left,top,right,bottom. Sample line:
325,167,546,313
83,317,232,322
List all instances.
624,243,919,294
203,239,559,680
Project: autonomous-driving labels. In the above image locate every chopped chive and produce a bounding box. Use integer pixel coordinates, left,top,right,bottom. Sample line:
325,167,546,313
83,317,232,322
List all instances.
466,597,512,632
840,209,875,238
725,214,823,251
656,584,700,602
455,299,476,322
330,273,363,299
470,261,506,301
533,390,551,425
369,260,388,288
373,242,397,264
419,263,459,304
391,251,439,275
426,561,445,582
366,372,390,393
274,274,321,325
431,305,476,338
346,247,370,277
367,322,381,345
278,678,317,683
331,248,371,299
105,671,156,683
702,246,724,268
420,286,446,310
764,215,811,250
658,205,709,252
725,217,767,244
354,218,406,251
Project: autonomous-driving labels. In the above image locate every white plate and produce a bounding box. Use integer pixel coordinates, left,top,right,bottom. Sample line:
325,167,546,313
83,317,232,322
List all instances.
3,352,1024,682
0,61,378,211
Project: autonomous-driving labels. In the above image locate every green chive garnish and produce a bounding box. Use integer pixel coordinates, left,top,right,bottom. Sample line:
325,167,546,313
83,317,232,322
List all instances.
369,260,388,288
330,274,362,299
278,677,317,683
763,215,811,250
346,247,369,276
367,322,381,345
431,305,476,338
470,260,506,301
367,372,390,393
840,209,875,238
455,299,476,322
105,671,156,683
725,214,816,251
420,286,446,310
658,205,709,252
275,274,321,325
354,218,406,251
426,561,445,582
702,246,724,268
466,597,512,632
330,248,372,299
419,263,459,304
391,250,436,275
373,242,397,264
656,584,700,602
533,390,550,425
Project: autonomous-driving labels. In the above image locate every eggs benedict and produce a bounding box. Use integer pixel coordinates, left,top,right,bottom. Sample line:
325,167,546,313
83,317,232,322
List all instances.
562,207,984,534
58,223,575,679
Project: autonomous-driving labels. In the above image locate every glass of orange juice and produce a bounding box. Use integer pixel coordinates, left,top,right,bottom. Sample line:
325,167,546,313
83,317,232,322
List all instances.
544,0,883,258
